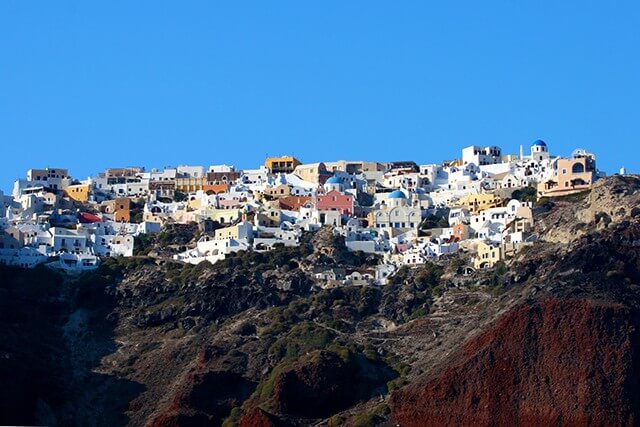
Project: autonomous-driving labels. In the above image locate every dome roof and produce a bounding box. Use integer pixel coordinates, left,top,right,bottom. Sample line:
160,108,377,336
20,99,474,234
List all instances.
325,176,342,184
388,190,407,199
532,139,547,147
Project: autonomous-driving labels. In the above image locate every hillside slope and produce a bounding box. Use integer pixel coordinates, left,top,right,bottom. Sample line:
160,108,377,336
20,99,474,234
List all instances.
2,175,640,426
391,175,640,426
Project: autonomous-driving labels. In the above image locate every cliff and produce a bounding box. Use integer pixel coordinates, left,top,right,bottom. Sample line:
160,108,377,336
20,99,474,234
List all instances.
390,298,640,426
390,176,640,426
2,176,640,427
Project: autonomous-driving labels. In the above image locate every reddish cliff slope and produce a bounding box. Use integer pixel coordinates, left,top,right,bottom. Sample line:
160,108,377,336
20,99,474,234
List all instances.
391,298,640,426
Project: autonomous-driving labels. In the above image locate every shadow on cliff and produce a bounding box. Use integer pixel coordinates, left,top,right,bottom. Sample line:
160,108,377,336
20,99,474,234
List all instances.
0,263,145,426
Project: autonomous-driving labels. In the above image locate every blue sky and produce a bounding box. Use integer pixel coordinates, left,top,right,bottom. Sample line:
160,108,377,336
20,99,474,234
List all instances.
1,1,639,192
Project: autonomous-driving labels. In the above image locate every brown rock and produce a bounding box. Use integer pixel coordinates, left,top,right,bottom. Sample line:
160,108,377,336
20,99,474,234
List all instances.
390,298,640,426
239,407,283,427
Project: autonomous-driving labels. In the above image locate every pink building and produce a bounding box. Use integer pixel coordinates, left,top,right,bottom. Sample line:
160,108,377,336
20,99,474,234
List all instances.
218,199,242,209
316,190,354,215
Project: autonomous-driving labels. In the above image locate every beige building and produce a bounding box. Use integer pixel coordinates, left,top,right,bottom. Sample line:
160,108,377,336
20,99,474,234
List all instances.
0,226,24,249
456,193,502,214
323,160,385,174
27,168,69,182
293,162,331,183
264,184,293,199
538,151,597,197
255,208,282,227
474,241,503,269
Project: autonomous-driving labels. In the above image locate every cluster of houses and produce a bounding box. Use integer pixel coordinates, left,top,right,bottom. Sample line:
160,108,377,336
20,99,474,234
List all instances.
0,141,604,283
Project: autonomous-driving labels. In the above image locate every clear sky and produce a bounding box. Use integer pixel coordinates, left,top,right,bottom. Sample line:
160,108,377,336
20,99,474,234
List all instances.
1,1,639,192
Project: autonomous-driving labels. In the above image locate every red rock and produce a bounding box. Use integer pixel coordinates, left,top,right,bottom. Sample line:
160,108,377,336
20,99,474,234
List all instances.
148,370,255,427
239,407,282,427
390,298,640,426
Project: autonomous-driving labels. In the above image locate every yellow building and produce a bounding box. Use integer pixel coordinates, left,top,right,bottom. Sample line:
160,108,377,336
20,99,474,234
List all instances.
255,208,282,227
265,156,301,174
473,241,503,269
64,184,91,202
198,207,243,225
214,225,239,240
457,193,502,214
175,177,207,193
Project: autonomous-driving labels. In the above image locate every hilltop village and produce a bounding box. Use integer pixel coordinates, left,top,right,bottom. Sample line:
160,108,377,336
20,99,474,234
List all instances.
0,141,604,281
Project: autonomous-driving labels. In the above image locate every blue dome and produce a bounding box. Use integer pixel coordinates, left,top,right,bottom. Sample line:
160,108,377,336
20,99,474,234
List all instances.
325,176,341,184
532,139,547,147
388,190,407,199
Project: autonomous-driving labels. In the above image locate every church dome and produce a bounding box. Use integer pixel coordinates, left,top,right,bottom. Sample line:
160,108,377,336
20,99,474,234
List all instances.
325,176,341,184
388,190,407,199
532,139,547,147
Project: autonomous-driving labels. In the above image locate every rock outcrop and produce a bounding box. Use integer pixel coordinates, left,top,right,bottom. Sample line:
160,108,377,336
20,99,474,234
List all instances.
270,350,392,419
390,298,640,426
538,174,640,244
148,370,256,427
239,407,284,427
390,176,640,426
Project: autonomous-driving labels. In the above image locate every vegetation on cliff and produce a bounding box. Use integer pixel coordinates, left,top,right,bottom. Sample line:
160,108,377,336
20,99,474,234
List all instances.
2,175,640,426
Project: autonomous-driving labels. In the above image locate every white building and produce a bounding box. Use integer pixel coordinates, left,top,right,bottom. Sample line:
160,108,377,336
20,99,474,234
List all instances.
370,190,422,231
209,164,235,173
241,167,269,185
177,165,205,178
462,145,502,166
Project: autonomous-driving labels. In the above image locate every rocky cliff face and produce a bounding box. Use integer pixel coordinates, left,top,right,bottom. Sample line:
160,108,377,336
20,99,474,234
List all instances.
536,174,640,244
390,176,640,426
390,298,640,426
2,176,640,427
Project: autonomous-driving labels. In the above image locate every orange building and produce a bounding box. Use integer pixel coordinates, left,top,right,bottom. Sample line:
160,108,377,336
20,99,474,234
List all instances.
452,223,471,241
265,156,301,174
101,197,131,222
114,198,131,223
64,184,91,202
279,196,312,211
203,183,229,195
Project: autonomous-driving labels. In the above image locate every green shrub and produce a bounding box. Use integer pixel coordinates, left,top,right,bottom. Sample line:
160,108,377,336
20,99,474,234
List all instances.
328,414,345,427
267,322,334,361
387,376,409,392
511,186,538,203
408,307,427,320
